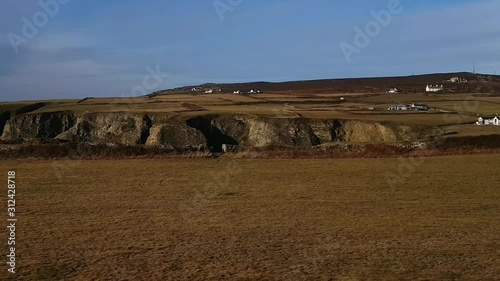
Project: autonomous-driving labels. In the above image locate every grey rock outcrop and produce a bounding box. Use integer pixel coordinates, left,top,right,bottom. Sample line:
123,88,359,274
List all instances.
1,112,431,150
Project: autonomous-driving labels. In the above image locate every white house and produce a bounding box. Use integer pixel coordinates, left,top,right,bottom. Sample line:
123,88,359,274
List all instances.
204,89,213,94
426,85,444,92
448,77,468,83
387,88,399,93
410,103,429,111
388,104,409,111
476,116,500,125
388,103,429,111
233,89,261,95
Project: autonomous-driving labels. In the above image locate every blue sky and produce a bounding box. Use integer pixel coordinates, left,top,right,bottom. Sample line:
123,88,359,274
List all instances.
0,0,499,101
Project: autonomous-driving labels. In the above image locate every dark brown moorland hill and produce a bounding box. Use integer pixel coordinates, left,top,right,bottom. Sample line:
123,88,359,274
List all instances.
158,72,500,95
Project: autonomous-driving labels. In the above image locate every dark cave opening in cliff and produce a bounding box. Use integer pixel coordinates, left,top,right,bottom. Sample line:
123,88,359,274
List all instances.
186,117,238,152
140,115,153,145
0,111,11,137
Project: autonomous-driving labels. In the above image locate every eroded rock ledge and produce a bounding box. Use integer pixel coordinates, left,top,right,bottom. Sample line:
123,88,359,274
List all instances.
0,112,434,152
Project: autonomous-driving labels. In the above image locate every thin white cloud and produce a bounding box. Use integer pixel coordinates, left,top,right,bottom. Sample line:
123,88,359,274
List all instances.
30,31,97,52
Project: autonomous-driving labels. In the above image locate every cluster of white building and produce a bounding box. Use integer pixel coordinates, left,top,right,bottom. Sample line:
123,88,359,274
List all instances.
387,85,445,93
191,87,221,94
426,85,444,92
388,103,429,111
476,116,500,126
233,90,262,95
448,77,468,83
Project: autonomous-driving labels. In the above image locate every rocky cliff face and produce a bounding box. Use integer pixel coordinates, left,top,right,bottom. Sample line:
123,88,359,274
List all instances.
1,112,150,145
187,115,420,150
0,112,429,151
68,113,151,145
1,112,76,141
146,116,206,148
204,115,322,148
338,121,414,143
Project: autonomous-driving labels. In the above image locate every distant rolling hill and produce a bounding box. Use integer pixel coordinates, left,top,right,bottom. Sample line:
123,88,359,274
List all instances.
155,72,500,95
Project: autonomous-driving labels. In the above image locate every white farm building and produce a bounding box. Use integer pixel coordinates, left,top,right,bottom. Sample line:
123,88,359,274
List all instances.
388,103,429,111
476,116,500,126
426,85,444,92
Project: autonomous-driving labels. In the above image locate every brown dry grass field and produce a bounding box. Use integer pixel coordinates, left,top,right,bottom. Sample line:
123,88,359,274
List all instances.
1,154,500,280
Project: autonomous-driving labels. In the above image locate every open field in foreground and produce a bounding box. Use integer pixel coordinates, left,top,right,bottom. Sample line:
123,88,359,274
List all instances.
1,155,500,280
